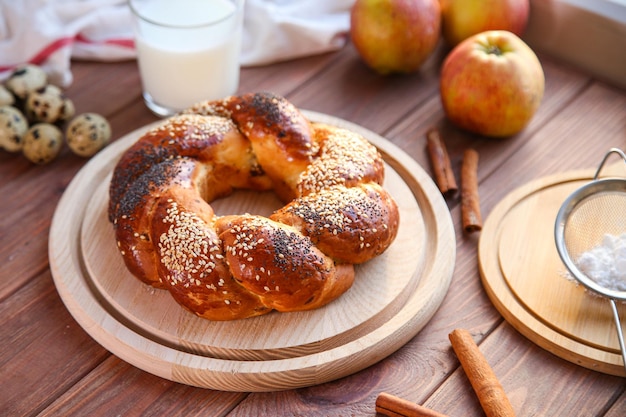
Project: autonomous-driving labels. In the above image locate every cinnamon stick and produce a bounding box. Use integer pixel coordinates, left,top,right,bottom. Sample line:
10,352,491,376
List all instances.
449,329,516,417
426,128,457,195
460,148,482,233
376,392,449,417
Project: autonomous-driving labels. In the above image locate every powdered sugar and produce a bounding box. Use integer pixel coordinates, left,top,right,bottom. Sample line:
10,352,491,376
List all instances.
576,233,626,292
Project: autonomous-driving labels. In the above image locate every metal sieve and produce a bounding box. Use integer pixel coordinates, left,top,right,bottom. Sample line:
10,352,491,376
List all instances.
555,147,626,373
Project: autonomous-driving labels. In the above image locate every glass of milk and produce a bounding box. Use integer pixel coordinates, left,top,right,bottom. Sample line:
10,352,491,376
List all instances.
129,0,244,117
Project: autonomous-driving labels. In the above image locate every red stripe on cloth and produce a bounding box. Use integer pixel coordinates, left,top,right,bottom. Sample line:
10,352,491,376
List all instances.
33,37,75,64
75,33,135,49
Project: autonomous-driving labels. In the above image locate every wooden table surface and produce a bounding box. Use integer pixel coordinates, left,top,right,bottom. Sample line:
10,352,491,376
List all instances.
2,40,626,416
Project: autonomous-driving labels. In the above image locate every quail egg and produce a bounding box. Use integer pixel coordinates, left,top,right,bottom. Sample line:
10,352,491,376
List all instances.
0,85,15,106
0,105,29,152
66,113,111,157
5,64,47,100
25,84,75,124
22,123,63,164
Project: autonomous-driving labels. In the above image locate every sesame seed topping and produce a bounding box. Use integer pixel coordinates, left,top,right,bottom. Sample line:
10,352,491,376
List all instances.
297,126,382,196
158,201,222,287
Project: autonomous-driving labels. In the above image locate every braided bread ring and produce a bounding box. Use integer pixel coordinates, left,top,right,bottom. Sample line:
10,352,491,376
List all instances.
108,92,399,320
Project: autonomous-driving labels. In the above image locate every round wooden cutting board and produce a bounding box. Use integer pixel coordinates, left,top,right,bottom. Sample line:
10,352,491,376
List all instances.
479,162,626,377
49,111,456,392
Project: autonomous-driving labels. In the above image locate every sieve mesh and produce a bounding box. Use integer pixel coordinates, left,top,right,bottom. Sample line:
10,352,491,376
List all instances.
562,191,626,261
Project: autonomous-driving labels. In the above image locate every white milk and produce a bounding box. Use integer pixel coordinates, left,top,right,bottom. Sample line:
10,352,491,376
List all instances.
131,0,242,114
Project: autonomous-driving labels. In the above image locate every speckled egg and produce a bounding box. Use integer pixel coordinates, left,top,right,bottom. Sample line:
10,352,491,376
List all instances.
5,64,47,100
22,123,63,164
66,113,111,157
61,98,75,121
0,85,15,106
0,105,29,152
25,84,75,124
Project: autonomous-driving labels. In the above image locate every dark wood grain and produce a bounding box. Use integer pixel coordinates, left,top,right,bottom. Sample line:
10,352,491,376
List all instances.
1,36,625,417
39,356,248,417
0,272,109,415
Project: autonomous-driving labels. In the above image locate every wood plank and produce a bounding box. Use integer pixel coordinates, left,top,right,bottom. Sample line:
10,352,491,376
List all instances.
606,392,626,417
0,152,32,185
287,42,446,135
39,356,248,417
423,323,625,416
0,272,109,415
239,52,338,96
65,60,144,117
0,159,82,300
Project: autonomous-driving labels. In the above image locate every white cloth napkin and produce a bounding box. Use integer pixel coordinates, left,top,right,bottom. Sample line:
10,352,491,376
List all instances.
243,0,352,66
0,0,353,87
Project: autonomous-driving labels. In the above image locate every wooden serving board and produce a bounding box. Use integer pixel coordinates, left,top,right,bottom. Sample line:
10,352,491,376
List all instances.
49,111,456,392
479,162,626,377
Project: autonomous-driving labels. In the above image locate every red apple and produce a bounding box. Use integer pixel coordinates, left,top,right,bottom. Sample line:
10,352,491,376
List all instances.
440,0,529,47
439,30,544,138
350,0,441,75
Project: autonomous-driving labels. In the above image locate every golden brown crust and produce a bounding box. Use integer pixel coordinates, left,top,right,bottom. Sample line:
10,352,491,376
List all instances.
153,196,270,320
108,92,399,320
215,215,355,312
184,92,316,201
297,123,385,196
271,183,399,264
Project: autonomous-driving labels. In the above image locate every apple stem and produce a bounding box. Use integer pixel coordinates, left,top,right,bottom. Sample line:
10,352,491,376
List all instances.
485,45,502,56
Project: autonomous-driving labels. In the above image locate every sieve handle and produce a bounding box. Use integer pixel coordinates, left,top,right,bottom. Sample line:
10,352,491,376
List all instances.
593,148,626,180
609,299,626,375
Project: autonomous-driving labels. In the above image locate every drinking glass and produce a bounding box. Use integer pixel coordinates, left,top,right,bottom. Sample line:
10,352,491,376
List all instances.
129,0,244,117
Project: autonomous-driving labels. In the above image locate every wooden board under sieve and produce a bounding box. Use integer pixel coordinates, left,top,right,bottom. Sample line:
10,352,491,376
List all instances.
49,111,456,391
479,162,626,377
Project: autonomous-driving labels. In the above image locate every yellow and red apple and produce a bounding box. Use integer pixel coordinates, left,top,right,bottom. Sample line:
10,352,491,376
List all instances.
439,30,544,138
440,0,529,47
350,0,441,75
